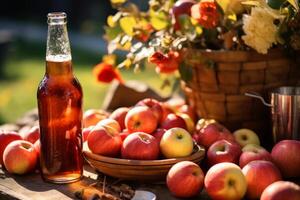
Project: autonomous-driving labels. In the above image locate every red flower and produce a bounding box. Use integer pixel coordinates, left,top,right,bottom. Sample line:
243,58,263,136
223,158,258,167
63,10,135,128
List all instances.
149,51,181,74
93,62,124,84
191,0,219,29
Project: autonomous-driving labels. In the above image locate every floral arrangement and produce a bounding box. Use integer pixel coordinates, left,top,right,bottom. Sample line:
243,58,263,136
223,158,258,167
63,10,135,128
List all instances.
93,0,300,84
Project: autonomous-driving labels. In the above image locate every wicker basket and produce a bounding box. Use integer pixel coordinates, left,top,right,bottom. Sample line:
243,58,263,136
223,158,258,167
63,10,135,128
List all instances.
181,48,300,145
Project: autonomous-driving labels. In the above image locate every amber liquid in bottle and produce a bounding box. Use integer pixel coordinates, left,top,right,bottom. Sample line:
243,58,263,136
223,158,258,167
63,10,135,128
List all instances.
37,12,83,184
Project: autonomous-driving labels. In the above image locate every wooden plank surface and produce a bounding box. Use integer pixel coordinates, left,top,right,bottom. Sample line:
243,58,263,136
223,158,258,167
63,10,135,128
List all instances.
0,166,97,200
0,165,184,200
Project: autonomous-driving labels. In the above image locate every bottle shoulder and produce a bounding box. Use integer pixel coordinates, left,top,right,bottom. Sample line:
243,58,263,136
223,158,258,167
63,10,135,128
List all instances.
37,75,82,98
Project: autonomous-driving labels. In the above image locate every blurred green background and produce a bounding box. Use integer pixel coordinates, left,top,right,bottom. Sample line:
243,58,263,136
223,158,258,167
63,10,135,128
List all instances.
0,40,169,124
0,0,172,124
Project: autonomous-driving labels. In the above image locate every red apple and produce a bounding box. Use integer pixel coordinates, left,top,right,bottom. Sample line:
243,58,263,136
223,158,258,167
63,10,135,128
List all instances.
239,144,273,168
3,140,38,174
194,122,234,149
242,160,282,199
160,128,194,158
87,126,122,157
83,109,109,128
205,162,247,200
96,118,121,135
167,161,204,198
160,102,174,124
125,106,158,134
0,130,22,165
120,129,130,141
109,107,129,130
261,181,300,200
121,132,159,160
177,104,197,122
33,139,40,169
207,139,242,166
82,126,94,142
160,113,187,130
220,131,236,142
152,128,167,142
192,132,200,144
33,139,40,156
136,98,163,122
21,125,40,144
271,140,300,178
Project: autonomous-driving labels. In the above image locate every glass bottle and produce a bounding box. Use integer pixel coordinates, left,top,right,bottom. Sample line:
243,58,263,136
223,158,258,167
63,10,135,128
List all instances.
37,12,83,184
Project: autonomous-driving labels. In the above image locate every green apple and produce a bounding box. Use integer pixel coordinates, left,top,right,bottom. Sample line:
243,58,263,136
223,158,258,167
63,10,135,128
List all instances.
160,128,194,158
233,128,260,147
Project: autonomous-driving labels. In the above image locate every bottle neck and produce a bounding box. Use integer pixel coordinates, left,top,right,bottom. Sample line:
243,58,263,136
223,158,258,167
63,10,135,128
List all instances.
46,12,72,76
46,58,73,77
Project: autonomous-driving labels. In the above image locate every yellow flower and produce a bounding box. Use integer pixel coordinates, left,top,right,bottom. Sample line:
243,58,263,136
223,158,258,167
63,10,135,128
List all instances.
242,7,280,54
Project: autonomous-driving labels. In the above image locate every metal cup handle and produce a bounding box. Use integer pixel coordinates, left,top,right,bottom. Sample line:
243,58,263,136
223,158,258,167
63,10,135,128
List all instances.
244,92,273,107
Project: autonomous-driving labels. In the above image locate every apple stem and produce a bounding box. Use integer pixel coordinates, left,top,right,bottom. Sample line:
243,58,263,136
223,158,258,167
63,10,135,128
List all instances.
134,121,141,129
242,135,247,140
22,143,32,150
228,179,235,187
219,146,226,152
192,171,198,176
177,134,183,140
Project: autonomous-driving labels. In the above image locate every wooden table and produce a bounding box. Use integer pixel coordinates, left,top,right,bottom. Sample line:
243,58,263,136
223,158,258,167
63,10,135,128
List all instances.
0,164,187,200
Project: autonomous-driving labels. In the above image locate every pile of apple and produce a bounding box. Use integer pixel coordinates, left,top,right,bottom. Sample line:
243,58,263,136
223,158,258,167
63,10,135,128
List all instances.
0,126,40,174
83,98,300,199
166,121,300,199
84,98,197,160
1,97,300,200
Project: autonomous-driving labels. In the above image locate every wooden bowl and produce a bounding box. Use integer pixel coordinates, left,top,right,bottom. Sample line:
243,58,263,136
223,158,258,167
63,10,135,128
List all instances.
83,144,205,181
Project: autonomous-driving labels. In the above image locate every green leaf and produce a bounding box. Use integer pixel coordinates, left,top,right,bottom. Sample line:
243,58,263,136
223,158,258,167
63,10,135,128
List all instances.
120,16,137,36
178,62,193,82
149,10,169,30
178,15,192,30
104,26,123,41
178,15,197,40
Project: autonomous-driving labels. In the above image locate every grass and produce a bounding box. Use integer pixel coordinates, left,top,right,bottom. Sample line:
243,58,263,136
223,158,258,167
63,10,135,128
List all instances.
0,40,171,124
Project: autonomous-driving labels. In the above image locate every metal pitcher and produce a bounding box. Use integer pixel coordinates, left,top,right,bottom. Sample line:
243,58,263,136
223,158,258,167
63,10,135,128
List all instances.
246,87,300,144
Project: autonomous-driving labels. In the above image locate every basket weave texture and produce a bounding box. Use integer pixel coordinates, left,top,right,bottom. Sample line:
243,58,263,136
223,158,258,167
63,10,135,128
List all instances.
182,48,300,135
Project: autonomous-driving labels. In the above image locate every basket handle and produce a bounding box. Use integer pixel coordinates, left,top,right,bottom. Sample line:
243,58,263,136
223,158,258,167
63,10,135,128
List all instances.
244,92,272,107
